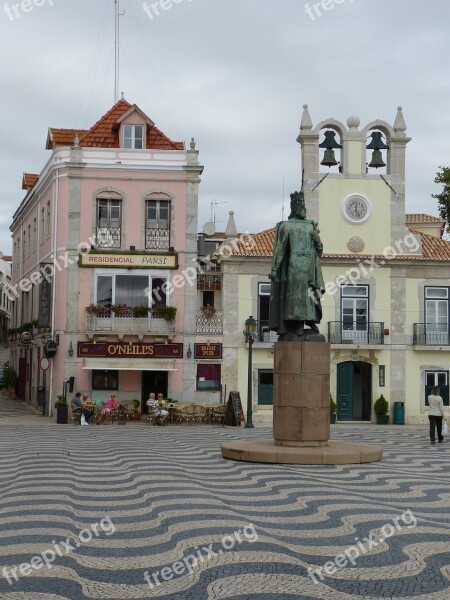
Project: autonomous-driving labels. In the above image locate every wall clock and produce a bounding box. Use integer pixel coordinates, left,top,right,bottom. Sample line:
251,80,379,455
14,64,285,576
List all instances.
341,194,371,224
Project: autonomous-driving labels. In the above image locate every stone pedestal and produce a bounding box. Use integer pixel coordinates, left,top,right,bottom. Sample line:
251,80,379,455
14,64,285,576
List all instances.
273,341,330,446
220,340,383,465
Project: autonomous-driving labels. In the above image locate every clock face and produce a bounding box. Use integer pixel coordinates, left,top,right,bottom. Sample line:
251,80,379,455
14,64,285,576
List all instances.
342,195,371,224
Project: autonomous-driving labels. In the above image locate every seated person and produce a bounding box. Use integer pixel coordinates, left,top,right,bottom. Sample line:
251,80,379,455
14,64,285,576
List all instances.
157,393,167,408
71,392,93,424
146,393,168,425
99,394,120,424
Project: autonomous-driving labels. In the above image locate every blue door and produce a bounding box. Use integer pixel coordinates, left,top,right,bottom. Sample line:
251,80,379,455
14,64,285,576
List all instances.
337,362,353,421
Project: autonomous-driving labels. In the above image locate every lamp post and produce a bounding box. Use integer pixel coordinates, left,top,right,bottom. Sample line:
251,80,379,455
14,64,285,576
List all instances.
244,315,257,428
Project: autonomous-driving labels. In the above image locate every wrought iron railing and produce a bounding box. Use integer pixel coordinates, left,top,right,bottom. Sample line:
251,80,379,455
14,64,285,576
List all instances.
196,310,223,334
96,227,121,248
413,323,450,346
145,228,170,250
258,321,278,343
87,312,175,333
197,273,222,290
328,322,384,345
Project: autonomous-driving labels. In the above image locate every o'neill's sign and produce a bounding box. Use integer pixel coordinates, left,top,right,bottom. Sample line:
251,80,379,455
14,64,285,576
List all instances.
79,253,177,269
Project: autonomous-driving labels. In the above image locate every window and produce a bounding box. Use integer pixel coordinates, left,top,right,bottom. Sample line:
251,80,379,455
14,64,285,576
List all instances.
22,230,26,258
40,207,45,242
96,195,122,248
124,124,144,149
145,195,170,250
27,225,31,256
32,218,36,250
341,285,368,342
425,287,449,344
96,274,167,310
196,364,221,390
92,370,118,390
425,371,449,406
46,201,51,237
258,282,276,342
202,291,214,307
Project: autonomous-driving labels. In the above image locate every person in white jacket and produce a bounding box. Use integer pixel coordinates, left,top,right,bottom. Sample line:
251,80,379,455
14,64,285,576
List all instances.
427,387,447,445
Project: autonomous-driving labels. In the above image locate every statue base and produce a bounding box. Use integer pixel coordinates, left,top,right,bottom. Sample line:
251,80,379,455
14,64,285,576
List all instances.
221,440,383,465
220,340,383,465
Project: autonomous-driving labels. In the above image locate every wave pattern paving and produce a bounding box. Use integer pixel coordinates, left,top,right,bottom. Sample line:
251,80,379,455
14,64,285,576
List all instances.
0,397,449,599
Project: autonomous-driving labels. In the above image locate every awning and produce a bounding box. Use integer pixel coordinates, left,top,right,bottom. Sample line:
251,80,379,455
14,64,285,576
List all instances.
83,358,177,371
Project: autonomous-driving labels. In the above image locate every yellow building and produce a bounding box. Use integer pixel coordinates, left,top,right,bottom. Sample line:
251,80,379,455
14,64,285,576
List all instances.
221,107,450,425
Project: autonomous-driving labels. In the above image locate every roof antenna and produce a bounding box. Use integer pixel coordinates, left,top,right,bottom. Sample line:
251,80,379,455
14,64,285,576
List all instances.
114,0,125,103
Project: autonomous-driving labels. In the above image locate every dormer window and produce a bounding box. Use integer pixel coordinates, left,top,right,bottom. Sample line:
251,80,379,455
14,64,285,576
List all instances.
124,124,144,149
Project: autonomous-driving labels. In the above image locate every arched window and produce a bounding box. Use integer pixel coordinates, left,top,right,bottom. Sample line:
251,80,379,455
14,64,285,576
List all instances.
145,193,171,250
96,191,123,248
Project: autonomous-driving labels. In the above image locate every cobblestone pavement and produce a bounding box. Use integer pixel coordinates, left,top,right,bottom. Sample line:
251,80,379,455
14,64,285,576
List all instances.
0,394,449,600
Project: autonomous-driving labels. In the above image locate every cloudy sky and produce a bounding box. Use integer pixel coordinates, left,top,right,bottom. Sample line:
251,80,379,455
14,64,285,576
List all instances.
1,0,449,252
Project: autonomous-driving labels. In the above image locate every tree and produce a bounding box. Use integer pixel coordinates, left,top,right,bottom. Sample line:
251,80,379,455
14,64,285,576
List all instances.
432,166,450,235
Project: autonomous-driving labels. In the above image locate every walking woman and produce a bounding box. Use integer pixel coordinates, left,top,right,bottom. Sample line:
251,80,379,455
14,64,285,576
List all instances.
428,387,447,445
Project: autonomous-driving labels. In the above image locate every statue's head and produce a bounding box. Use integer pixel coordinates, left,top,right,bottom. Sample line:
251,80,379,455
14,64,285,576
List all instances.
289,191,306,219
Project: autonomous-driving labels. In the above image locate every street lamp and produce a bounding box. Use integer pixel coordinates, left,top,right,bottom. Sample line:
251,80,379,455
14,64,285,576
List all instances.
244,315,257,428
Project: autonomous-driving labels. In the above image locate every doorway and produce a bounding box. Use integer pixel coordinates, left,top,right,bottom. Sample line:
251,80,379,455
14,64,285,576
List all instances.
258,369,273,405
141,371,168,413
337,361,371,421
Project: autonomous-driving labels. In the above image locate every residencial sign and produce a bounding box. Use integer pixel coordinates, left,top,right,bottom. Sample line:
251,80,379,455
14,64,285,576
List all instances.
194,343,222,359
79,253,178,269
78,342,183,358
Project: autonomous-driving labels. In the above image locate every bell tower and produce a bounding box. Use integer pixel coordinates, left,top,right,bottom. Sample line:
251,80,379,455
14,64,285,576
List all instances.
297,106,412,256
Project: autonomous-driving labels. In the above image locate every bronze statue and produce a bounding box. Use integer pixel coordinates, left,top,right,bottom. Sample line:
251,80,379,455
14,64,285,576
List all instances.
269,191,325,341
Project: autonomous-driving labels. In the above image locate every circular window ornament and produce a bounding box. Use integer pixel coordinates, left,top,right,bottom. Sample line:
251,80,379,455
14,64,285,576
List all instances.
347,236,365,253
341,194,371,224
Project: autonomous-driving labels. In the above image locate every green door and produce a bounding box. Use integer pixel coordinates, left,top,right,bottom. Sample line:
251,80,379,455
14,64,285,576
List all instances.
258,370,273,405
337,362,353,421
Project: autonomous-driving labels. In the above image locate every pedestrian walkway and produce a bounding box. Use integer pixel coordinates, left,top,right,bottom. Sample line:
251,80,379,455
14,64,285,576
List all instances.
0,396,449,599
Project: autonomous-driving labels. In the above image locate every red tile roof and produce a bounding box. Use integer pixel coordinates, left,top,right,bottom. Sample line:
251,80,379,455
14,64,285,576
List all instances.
2,256,12,262
46,100,183,150
22,173,39,191
405,213,445,224
229,226,450,262
46,129,88,149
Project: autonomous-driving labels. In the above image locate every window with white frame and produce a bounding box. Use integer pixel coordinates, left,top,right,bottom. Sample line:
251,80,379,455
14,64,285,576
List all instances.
258,282,276,342
46,201,51,237
123,124,144,149
95,273,168,312
40,207,45,242
425,370,449,406
425,287,449,344
341,285,368,341
145,195,170,250
96,194,122,248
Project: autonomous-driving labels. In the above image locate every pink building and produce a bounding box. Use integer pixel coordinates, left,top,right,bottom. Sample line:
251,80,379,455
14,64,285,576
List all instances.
9,99,214,414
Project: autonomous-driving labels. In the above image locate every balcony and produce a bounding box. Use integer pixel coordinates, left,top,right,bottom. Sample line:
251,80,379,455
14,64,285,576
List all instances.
328,322,384,345
96,227,121,248
196,310,223,334
86,311,175,334
258,320,278,343
145,228,169,250
413,323,450,346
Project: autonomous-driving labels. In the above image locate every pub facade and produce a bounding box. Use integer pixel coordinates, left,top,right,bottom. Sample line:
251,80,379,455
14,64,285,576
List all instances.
9,99,224,414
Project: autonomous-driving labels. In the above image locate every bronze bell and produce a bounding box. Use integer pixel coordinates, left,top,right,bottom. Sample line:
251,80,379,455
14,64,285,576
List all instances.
321,149,338,167
368,149,386,169
366,131,389,150
319,131,342,168
367,131,389,169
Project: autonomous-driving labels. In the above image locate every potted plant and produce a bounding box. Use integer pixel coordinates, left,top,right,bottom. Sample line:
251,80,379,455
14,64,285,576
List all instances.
111,304,128,316
154,305,177,322
330,394,337,424
3,364,17,397
55,395,68,424
131,305,150,318
374,394,389,424
131,399,141,420
85,303,109,316
201,304,216,319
